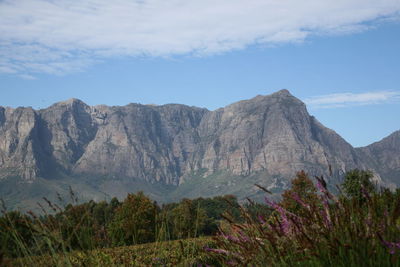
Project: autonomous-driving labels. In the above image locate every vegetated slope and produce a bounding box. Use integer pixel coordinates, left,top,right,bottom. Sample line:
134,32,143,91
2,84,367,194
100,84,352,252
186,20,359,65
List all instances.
0,90,396,210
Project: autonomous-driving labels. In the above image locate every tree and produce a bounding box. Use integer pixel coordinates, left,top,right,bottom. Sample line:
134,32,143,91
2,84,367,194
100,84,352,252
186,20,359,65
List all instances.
342,169,375,200
108,192,157,246
280,170,319,216
169,199,208,239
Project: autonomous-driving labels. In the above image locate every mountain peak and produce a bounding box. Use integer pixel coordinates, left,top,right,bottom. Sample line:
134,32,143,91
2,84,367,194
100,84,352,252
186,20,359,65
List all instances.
51,98,88,108
273,89,292,96
54,98,87,107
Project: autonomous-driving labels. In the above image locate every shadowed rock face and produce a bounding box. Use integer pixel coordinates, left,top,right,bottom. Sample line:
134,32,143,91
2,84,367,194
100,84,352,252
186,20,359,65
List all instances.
0,90,397,193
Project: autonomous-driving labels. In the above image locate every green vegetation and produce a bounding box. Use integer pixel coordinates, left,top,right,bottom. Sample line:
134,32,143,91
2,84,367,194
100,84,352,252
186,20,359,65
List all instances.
1,169,400,266
8,238,217,267
342,169,376,200
280,170,320,216
0,192,240,265
210,171,400,266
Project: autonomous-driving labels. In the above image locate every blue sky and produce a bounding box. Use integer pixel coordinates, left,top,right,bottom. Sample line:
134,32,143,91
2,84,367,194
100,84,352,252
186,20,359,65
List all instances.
1,0,400,147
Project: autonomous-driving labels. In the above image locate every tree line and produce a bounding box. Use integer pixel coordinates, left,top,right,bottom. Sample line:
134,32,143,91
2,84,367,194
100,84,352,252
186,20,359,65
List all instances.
0,192,243,258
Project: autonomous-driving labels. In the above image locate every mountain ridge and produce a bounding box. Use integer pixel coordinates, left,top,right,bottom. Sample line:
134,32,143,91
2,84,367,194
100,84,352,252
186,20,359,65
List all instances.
0,90,398,210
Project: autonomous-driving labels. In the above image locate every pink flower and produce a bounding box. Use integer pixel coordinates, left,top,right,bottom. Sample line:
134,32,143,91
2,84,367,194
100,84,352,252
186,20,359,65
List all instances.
291,192,310,210
222,234,240,243
204,247,230,255
258,215,266,224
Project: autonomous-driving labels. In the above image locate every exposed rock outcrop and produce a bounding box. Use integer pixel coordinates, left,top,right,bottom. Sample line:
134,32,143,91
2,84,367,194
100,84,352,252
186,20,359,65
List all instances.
0,90,397,205
357,131,400,187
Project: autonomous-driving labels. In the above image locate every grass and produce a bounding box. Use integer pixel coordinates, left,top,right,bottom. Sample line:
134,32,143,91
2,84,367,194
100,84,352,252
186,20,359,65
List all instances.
208,177,400,266
6,237,217,267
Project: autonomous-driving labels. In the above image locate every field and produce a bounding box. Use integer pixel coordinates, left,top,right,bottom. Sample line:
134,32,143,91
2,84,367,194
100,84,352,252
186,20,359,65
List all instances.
6,237,216,267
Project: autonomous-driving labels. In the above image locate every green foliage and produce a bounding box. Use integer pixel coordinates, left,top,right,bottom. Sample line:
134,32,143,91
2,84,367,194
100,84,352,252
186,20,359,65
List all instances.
0,189,242,266
280,170,319,216
108,192,157,246
243,201,272,222
342,169,376,200
169,199,207,239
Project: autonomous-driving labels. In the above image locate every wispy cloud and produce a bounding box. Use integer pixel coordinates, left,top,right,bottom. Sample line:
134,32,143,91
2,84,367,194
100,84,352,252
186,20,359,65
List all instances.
18,74,37,80
304,91,400,109
0,0,400,76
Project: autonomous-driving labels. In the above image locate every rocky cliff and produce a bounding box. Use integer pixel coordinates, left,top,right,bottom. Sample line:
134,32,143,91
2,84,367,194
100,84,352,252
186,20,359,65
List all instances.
192,90,368,181
356,131,400,188
0,90,397,210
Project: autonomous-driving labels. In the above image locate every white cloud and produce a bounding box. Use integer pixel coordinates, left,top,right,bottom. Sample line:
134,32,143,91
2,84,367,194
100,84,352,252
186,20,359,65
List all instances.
0,0,399,76
304,91,400,109
18,74,37,80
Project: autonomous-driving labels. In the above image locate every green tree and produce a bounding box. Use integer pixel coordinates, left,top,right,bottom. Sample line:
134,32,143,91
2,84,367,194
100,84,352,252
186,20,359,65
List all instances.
170,199,208,239
342,169,375,200
108,192,157,246
280,170,319,216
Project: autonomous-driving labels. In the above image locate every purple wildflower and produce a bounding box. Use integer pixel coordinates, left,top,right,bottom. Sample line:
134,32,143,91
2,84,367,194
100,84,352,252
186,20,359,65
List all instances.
319,208,332,229
227,260,237,266
237,230,250,242
361,185,371,201
204,247,230,255
222,234,241,243
291,192,310,210
316,181,327,194
258,215,266,224
265,196,293,234
384,209,389,217
264,197,280,210
318,195,332,228
377,233,400,254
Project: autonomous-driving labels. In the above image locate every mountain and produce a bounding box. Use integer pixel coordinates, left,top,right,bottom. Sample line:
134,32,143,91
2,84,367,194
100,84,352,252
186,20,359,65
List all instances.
0,90,397,211
356,131,400,189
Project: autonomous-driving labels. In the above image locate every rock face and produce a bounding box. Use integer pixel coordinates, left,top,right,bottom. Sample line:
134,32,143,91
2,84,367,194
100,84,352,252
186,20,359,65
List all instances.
0,90,398,208
192,90,367,182
356,131,400,187
0,106,41,181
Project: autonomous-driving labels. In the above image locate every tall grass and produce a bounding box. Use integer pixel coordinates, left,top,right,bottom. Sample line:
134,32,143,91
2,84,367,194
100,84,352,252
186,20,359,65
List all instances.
0,192,219,266
208,177,400,266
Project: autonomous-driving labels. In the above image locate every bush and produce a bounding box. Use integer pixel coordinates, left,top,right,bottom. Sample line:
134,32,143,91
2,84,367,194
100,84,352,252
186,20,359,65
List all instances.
108,192,157,246
342,169,376,201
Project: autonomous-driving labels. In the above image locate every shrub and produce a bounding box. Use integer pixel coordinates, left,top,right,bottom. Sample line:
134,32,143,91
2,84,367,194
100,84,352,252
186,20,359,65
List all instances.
342,169,376,201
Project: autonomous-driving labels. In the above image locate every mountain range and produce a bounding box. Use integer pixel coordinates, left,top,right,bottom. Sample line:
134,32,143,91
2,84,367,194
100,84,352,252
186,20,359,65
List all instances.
0,89,398,211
